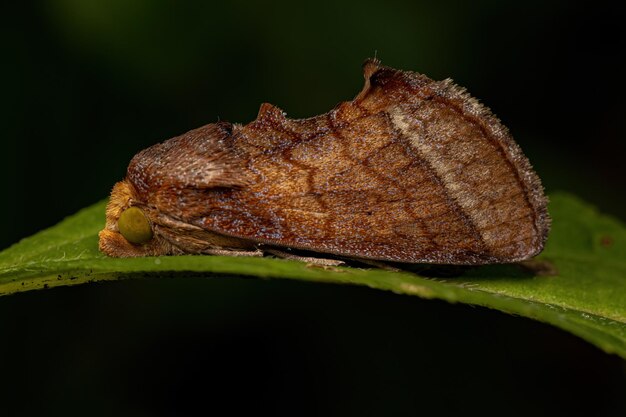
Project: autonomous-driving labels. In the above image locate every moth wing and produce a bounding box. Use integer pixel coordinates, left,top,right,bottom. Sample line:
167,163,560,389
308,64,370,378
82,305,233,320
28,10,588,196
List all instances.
191,62,548,264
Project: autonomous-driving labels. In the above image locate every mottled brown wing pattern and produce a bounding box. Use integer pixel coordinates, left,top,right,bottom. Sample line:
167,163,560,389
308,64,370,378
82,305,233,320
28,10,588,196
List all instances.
189,114,490,263
185,62,548,264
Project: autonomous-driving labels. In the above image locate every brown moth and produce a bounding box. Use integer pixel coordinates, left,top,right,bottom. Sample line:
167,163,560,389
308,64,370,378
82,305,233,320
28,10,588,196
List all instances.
99,59,550,265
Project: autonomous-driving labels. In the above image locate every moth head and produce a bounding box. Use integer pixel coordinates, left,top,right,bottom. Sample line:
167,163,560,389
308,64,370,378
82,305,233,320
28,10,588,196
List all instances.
98,180,178,257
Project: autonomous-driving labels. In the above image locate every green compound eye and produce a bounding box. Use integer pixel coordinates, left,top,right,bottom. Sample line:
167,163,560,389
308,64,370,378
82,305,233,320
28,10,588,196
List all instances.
118,206,153,244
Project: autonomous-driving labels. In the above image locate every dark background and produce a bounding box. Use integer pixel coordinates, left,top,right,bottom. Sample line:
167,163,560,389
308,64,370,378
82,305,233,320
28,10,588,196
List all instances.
1,0,625,416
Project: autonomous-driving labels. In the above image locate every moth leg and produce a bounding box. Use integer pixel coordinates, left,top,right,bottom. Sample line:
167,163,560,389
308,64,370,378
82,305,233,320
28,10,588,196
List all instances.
263,249,346,267
203,248,264,257
348,258,401,272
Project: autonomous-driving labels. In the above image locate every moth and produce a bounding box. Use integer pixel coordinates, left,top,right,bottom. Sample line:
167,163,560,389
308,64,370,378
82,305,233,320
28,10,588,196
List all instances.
99,59,550,265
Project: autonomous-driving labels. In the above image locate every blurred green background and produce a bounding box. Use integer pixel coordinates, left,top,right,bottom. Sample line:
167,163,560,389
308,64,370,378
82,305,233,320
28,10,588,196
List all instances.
1,0,625,416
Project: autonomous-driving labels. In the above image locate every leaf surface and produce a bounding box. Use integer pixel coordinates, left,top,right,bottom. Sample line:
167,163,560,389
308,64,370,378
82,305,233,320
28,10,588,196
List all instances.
1,193,624,357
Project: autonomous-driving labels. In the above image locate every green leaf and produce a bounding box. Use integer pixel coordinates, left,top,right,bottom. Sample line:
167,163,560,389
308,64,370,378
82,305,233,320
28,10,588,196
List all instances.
1,192,625,358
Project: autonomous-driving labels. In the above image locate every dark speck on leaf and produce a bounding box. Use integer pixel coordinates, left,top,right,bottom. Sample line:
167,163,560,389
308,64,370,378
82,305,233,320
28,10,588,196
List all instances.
600,235,613,247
